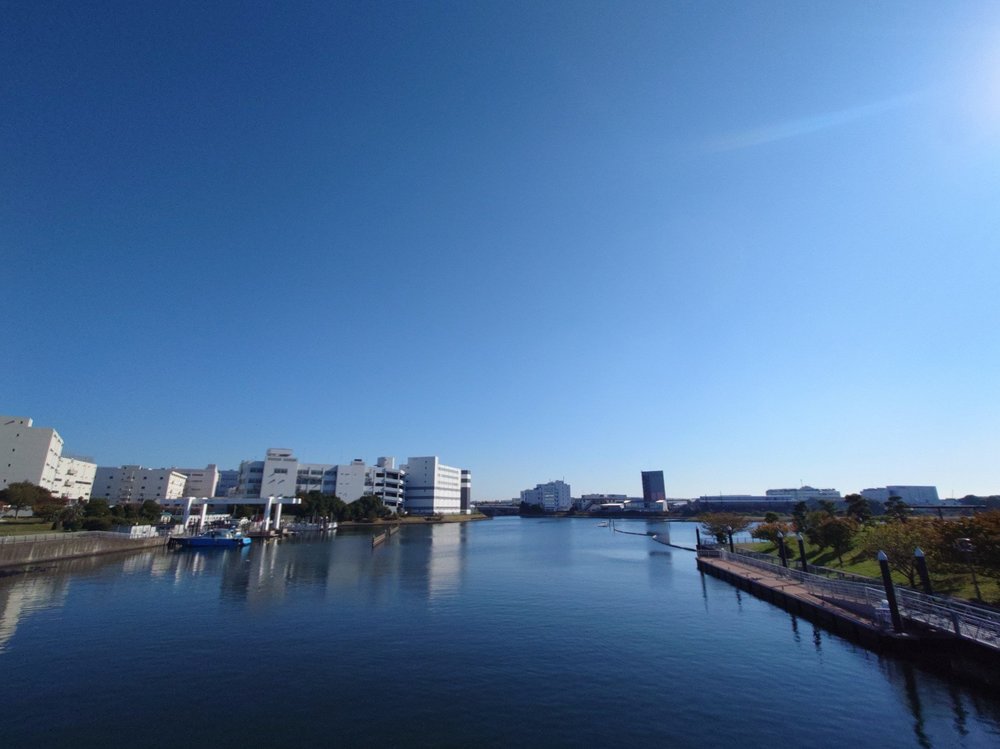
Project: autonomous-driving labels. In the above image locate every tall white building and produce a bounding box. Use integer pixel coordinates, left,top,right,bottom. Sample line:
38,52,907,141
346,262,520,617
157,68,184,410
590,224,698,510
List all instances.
91,466,188,503
404,457,466,515
1,415,95,499
520,480,572,512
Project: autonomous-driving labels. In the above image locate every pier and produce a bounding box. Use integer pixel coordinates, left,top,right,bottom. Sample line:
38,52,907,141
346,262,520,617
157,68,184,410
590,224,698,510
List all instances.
697,547,1000,688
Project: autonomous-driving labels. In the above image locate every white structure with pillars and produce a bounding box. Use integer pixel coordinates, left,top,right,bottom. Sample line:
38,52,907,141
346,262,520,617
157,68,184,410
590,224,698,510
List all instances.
179,495,301,533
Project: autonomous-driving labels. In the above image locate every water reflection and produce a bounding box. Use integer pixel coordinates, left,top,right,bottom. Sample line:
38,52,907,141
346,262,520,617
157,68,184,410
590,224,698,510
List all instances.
0,573,69,652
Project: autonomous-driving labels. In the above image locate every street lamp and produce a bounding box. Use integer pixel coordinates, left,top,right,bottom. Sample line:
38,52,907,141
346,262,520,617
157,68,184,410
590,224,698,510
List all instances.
776,531,788,568
955,538,982,601
726,525,735,553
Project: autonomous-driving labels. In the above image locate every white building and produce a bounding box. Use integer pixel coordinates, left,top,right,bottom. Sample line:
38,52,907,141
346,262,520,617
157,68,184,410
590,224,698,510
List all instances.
765,486,841,502
91,466,188,503
521,480,572,512
1,415,96,499
53,456,97,500
404,457,466,515
172,464,220,498
861,486,940,504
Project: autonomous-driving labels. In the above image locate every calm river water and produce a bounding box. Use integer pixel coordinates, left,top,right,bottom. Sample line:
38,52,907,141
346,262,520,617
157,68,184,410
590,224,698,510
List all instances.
2,518,998,748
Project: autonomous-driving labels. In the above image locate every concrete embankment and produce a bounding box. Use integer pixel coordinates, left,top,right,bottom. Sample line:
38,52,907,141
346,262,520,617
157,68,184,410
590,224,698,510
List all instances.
0,531,168,569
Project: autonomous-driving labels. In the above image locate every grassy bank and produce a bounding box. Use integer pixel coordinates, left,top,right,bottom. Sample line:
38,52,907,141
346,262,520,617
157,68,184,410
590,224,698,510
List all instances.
0,520,53,536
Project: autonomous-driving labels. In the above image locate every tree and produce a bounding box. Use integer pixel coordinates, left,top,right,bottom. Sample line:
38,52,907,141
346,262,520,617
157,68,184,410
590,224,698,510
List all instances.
0,481,53,517
84,498,111,518
33,498,68,524
791,501,809,532
859,519,940,586
884,495,910,523
844,494,872,524
140,500,162,524
764,511,780,523
817,517,858,566
751,521,791,547
697,513,751,544
818,499,838,517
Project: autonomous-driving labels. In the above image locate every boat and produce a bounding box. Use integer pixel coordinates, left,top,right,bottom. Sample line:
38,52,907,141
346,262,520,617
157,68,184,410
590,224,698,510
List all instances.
174,528,252,548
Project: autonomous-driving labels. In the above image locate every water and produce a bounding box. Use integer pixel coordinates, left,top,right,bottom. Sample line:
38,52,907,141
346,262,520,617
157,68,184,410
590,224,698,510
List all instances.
1,518,998,748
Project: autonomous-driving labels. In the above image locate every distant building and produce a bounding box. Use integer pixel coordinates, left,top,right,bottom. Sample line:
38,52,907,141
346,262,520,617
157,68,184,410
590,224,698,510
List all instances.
405,457,467,515
234,449,410,510
0,415,95,499
215,469,239,497
861,486,939,504
521,480,572,512
91,466,188,503
578,493,627,510
172,464,220,498
641,471,666,503
765,486,841,502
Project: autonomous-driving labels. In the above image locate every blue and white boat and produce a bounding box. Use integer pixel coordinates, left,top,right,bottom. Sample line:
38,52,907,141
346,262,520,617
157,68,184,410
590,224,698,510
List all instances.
174,528,252,548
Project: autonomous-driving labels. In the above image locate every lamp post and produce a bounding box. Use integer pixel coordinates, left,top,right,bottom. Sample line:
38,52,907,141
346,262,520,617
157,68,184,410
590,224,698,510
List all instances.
726,525,735,553
776,531,788,568
955,538,982,601
796,532,808,572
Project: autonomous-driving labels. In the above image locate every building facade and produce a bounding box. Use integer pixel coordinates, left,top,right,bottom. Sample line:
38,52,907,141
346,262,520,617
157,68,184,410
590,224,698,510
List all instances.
53,456,97,500
172,464,220,498
91,466,188,503
404,457,466,515
861,486,940,504
1,415,96,499
520,480,572,512
641,471,666,503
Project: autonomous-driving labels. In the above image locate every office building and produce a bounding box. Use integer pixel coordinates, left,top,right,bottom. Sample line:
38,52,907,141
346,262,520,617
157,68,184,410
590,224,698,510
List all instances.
520,480,572,512
91,465,188,503
641,471,666,503
404,457,467,514
1,415,95,499
861,486,939,504
172,464,220,498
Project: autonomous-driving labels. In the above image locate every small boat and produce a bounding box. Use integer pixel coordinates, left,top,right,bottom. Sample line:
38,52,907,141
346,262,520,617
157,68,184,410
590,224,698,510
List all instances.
174,529,252,548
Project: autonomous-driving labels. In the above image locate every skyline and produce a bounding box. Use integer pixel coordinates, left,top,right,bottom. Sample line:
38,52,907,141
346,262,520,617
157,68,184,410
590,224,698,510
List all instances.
4,3,999,500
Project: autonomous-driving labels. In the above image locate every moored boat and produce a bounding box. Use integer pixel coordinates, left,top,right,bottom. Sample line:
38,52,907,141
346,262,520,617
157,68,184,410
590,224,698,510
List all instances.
174,529,252,548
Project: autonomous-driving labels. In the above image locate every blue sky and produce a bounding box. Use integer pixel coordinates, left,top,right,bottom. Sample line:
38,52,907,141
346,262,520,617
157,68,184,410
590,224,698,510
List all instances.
3,1,999,500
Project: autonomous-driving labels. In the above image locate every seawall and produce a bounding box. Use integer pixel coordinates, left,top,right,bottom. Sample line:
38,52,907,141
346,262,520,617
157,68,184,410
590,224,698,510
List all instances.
0,531,168,569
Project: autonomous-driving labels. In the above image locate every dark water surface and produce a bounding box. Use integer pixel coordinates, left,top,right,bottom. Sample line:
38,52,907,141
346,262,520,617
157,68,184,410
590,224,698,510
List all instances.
2,518,998,748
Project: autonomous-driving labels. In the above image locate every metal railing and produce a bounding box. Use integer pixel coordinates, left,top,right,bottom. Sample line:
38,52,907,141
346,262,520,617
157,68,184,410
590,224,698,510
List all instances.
704,547,1000,650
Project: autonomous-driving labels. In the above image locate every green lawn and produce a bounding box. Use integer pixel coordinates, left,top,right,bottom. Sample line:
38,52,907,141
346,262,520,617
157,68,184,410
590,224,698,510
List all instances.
0,520,54,536
738,538,999,605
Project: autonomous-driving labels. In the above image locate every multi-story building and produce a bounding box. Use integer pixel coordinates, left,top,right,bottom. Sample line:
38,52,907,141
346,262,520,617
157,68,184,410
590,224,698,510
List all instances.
234,449,408,509
215,469,240,497
53,456,97,500
641,471,666,503
172,464,220,498
520,480,572,512
404,457,467,515
861,486,939,504
765,486,841,502
1,415,96,499
91,466,188,503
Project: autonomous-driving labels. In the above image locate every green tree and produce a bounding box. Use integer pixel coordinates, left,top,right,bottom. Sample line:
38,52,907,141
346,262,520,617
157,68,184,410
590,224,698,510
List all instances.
140,500,162,524
0,481,53,517
764,511,780,523
885,495,910,523
791,501,809,532
817,517,858,566
697,512,751,544
33,498,67,524
844,494,872,524
818,499,838,517
859,520,939,586
751,521,791,548
84,498,112,518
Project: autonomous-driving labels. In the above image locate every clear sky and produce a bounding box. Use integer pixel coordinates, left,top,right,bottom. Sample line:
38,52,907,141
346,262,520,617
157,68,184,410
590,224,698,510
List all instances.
3,1,999,500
